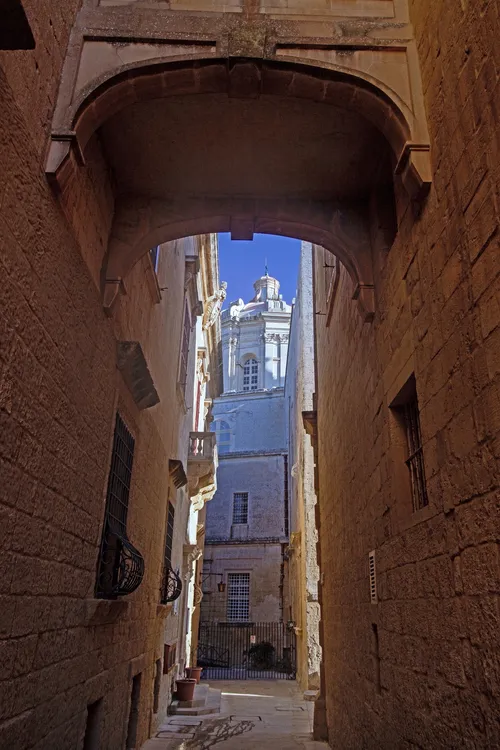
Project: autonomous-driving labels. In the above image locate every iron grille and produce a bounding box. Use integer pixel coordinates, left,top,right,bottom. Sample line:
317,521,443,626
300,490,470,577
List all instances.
197,621,296,680
403,399,428,511
160,503,182,603
227,573,250,622
232,492,248,525
95,414,145,598
161,566,183,604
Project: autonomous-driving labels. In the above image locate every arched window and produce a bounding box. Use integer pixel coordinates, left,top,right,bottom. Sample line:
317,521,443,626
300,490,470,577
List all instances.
214,420,231,454
243,358,258,391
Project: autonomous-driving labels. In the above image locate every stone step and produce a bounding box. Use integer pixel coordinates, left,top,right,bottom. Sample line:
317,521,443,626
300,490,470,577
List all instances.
169,685,221,716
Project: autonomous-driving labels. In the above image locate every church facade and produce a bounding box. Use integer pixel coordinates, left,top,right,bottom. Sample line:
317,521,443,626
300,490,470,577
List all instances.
200,274,292,626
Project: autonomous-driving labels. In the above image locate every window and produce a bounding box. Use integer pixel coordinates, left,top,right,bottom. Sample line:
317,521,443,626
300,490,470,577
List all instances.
243,358,258,391
215,420,231,454
83,699,102,750
232,492,248,525
95,414,144,599
150,246,160,273
390,375,428,513
226,573,250,622
179,301,191,389
160,502,182,604
402,396,428,511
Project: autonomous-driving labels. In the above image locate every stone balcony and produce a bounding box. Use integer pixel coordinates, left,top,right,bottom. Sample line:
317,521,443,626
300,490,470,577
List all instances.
187,432,218,498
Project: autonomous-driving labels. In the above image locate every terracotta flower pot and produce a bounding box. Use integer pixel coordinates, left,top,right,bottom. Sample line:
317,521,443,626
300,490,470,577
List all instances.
176,678,196,702
186,666,203,684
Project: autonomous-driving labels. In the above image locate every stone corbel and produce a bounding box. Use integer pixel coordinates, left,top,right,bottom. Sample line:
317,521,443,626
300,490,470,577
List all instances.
328,207,376,322
352,283,375,323
395,143,432,202
103,278,126,317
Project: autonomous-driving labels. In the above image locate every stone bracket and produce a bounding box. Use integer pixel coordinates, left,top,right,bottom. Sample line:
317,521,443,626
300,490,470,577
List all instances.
352,283,375,323
230,216,255,241
103,278,126,316
395,143,432,202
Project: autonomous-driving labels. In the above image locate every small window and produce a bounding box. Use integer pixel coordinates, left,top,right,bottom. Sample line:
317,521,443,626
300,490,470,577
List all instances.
390,375,428,513
243,358,258,391
232,492,248,525
179,301,191,390
150,246,160,273
226,573,250,622
95,414,144,599
83,699,102,750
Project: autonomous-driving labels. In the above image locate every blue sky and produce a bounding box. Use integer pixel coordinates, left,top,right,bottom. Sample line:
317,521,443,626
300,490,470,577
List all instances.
217,233,301,306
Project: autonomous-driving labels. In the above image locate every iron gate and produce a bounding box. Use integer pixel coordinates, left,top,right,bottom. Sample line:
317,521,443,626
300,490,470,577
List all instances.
197,622,296,680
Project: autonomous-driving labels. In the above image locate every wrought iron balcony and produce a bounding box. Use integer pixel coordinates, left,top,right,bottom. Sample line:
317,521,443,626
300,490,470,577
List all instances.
161,567,183,604
187,432,218,496
96,521,145,598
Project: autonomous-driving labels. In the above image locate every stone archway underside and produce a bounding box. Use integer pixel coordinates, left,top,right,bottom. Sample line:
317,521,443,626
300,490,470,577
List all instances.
46,5,432,321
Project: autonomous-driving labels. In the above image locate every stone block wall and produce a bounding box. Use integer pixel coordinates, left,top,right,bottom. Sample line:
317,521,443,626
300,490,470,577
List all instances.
201,542,283,623
0,8,198,747
314,0,500,746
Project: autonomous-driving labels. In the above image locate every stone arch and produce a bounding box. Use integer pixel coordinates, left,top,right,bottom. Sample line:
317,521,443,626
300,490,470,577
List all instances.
47,57,427,196
46,57,431,322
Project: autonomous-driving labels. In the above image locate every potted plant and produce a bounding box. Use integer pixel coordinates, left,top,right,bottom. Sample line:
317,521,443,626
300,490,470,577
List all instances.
175,677,196,702
185,666,203,683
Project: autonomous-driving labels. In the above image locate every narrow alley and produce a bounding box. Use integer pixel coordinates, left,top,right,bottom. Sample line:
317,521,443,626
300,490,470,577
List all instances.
142,682,326,750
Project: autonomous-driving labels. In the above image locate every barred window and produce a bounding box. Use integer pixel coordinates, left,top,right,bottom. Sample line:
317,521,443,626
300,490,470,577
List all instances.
160,502,182,604
243,358,258,391
390,375,428,513
164,502,175,568
232,492,248,525
402,396,428,511
96,414,144,598
226,573,250,622
179,301,191,389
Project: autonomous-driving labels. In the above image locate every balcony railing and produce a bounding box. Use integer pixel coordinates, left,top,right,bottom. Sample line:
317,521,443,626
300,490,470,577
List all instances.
187,432,218,496
189,431,216,459
96,521,145,598
161,567,183,604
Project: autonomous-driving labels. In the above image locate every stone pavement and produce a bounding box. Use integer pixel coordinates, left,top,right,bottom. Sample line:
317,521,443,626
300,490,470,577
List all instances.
142,681,328,750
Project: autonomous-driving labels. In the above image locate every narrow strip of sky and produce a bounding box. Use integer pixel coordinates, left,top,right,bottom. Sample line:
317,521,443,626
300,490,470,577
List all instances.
217,233,301,306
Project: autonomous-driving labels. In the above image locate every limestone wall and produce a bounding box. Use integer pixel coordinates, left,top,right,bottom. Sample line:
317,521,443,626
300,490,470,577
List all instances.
314,0,500,745
285,242,321,691
0,14,210,739
201,542,283,623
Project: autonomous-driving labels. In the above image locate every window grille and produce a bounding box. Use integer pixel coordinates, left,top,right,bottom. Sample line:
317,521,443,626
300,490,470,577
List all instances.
179,302,191,389
403,397,428,511
226,573,250,622
369,550,377,604
232,492,248,525
160,502,182,604
95,414,144,598
243,358,258,391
